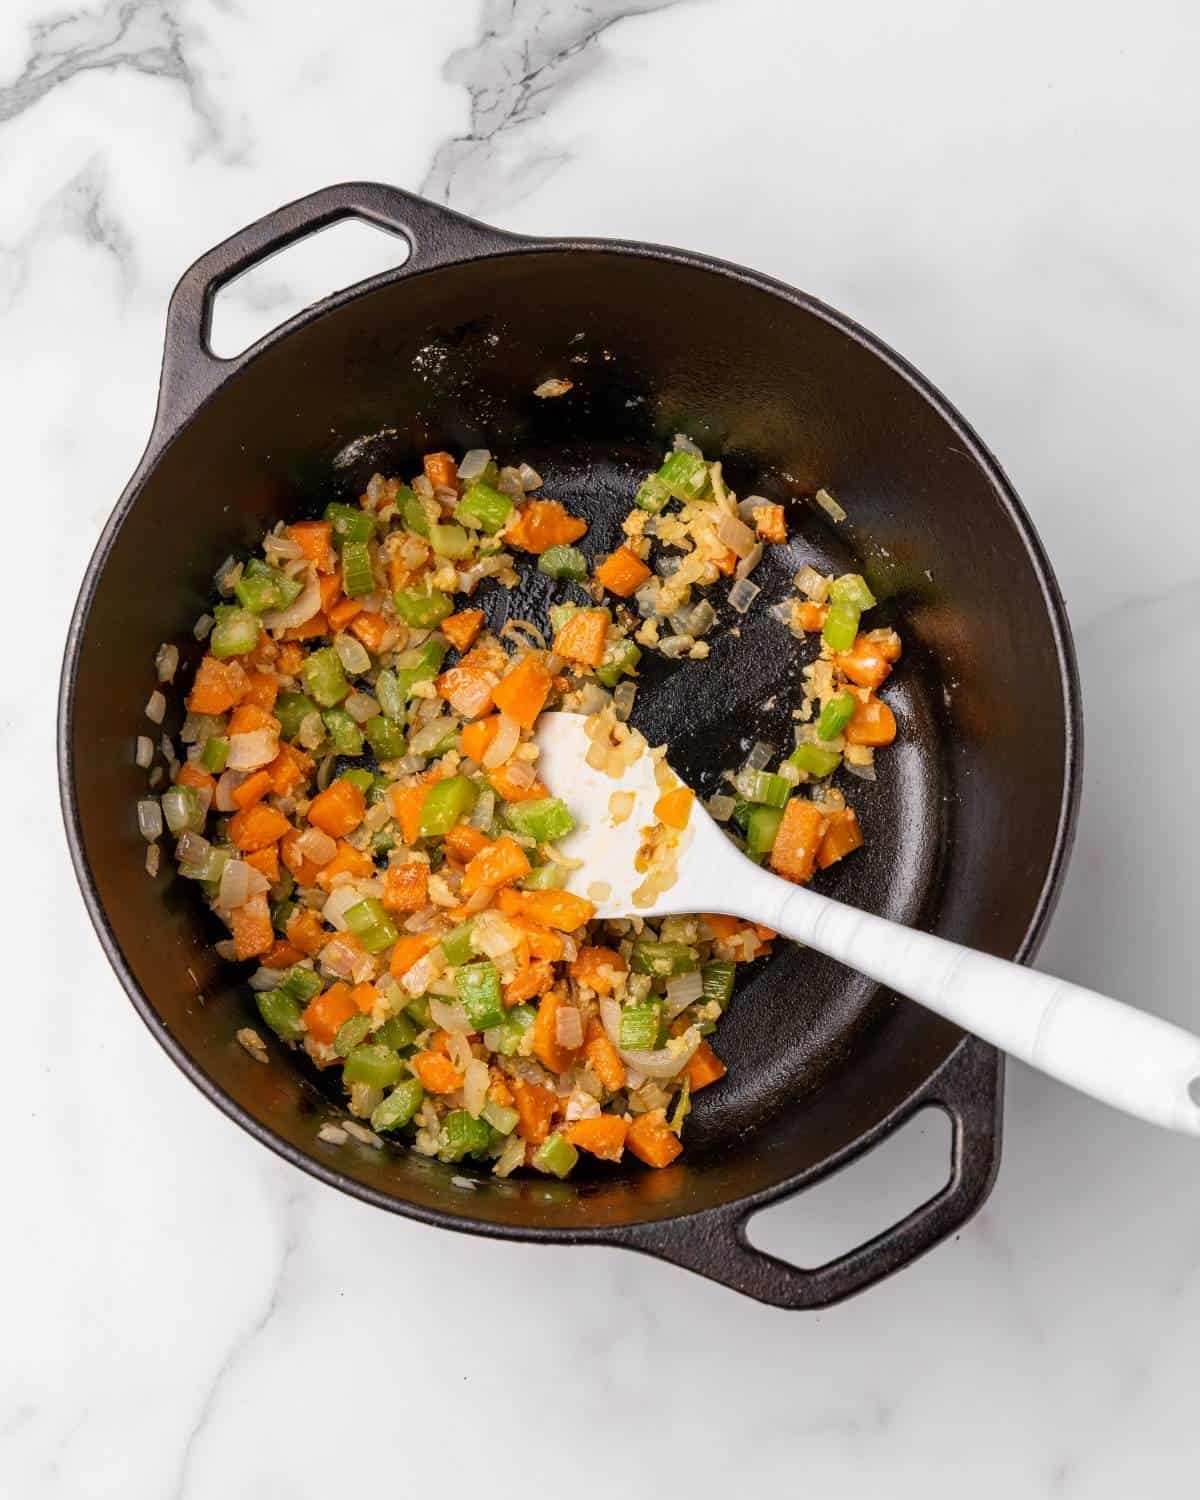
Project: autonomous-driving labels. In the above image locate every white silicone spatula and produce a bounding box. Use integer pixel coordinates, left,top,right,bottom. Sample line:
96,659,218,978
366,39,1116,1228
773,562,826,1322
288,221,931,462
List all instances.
536,712,1200,1135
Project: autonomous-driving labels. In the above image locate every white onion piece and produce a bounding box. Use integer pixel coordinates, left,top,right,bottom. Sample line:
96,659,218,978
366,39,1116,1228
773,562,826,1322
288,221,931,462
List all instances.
335,635,371,675
599,997,702,1078
322,885,364,932
144,690,166,724
843,758,877,782
815,487,846,522
463,1058,490,1117
744,740,774,770
576,682,610,717
672,432,702,456
193,613,214,641
555,1005,583,1050
430,997,470,1034
517,462,543,491
482,712,520,769
457,448,492,481
728,578,761,614
137,799,163,841
175,831,211,867
612,681,637,722
248,965,285,992
215,768,245,812
410,717,455,755
135,735,154,769
716,512,757,558
296,826,336,865
795,565,830,602
218,859,251,911
469,786,495,831
402,948,446,996
738,493,770,521
707,793,736,822
343,690,378,724
227,728,279,771
664,969,704,1017
155,643,179,684
262,568,321,632
735,543,763,581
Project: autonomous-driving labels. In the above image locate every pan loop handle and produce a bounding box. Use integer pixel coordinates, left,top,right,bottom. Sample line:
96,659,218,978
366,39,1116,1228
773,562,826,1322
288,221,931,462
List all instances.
153,182,523,439
617,1037,1001,1309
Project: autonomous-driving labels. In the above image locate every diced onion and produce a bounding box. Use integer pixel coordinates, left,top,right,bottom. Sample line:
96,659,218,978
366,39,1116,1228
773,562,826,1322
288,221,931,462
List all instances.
463,1057,490,1116
410,717,455,755
745,740,774,771
135,735,154,769
137,799,163,841
707,793,736,822
672,432,702,456
497,466,525,497
430,997,470,1034
193,613,214,641
534,377,573,398
795,565,830,602
599,997,702,1078
343,690,378,724
843,757,877,782
175,831,211,867
144,690,166,724
334,635,371,675
262,570,320,632
155,643,179,684
555,1006,584,1050
664,970,704,1016
227,728,279,771
145,844,161,878
218,859,251,910
612,681,637,722
322,885,364,931
215,768,244,812
517,462,542,491
469,786,496,831
716,513,757,558
248,966,285,992
735,544,763,581
298,712,325,751
728,578,760,614
815,487,846,522
482,712,520,770
457,448,492,481
738,493,770,521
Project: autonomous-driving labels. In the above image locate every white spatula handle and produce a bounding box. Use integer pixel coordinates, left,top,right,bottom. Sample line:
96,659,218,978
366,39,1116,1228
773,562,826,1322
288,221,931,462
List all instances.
739,867,1200,1135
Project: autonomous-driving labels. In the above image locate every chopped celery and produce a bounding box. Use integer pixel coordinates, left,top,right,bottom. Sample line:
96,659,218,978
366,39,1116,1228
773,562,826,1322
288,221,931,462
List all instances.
339,769,374,796
342,1044,405,1089
429,522,472,559
374,1013,418,1051
538,545,588,581
405,994,433,1029
270,898,297,935
788,742,843,777
633,475,670,513
829,573,876,611
745,804,784,854
656,450,710,502
200,736,230,773
532,1132,578,1178
595,637,641,687
275,691,318,739
399,487,430,537
630,940,698,976
521,862,566,891
162,784,205,834
236,558,302,615
393,585,453,628
180,847,228,884
490,1003,535,1056
501,797,575,842
256,989,304,1041
324,500,375,546
620,1001,663,1050
669,1076,692,1134
418,775,477,837
371,1076,424,1132
457,961,504,1030
816,690,857,741
302,648,349,707
369,829,396,855
364,714,406,760
440,919,476,966
210,605,259,659
437,1109,492,1162
321,708,364,756
736,769,791,808
702,961,736,1010
333,1013,372,1057
373,670,405,720
822,600,861,653
340,539,375,597
454,480,512,534
344,897,399,954
482,1099,519,1135
278,966,323,1005
390,636,449,699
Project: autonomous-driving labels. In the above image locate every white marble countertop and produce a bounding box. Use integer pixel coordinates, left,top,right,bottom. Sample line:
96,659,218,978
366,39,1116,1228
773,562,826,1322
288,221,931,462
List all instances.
7,1,1200,1494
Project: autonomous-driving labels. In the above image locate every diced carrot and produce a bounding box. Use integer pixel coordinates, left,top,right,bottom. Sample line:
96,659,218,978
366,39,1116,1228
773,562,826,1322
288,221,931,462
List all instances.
492,654,552,729
348,611,391,653
625,1109,683,1168
244,846,280,884
328,596,363,631
423,451,458,490
284,612,328,641
594,544,652,599
795,601,828,632
230,893,274,961
443,823,491,863
175,761,217,801
267,743,312,798
287,520,335,573
584,1016,626,1091
230,802,291,852
280,828,323,886
514,889,595,932
836,630,900,690
460,716,499,767
713,546,738,577
276,642,306,677
488,763,548,803
242,671,279,711
315,841,374,892
654,785,694,831
442,609,485,653
307,778,366,837
187,655,246,714
504,499,587,554
683,1040,727,1092
389,930,440,980
231,769,272,810
286,906,328,955
246,634,278,670
703,912,742,941
462,835,531,896
350,982,378,1015
769,798,828,885
302,982,358,1046
411,1050,464,1094
751,503,787,543
436,665,496,720
503,959,555,1008
817,807,864,869
845,693,897,747
566,1114,628,1162
511,1078,557,1144
489,1070,515,1108
553,608,610,668
530,989,578,1074
387,783,429,845
228,703,279,736
381,860,429,912
262,938,303,969
318,572,343,614
570,945,627,995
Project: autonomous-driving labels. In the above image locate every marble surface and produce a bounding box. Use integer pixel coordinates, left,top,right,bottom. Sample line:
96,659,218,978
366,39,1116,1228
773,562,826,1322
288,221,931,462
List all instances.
6,1,1200,1494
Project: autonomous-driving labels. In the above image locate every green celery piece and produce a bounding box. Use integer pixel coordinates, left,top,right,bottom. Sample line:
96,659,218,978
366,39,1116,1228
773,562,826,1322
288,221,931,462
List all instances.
788,742,843,777
373,670,405,720
454,480,512,534
481,1099,519,1135
429,522,472,559
399,488,431,537
200,736,230,773
738,769,790,808
302,648,349,707
822,600,861,653
816,690,857,741
393,586,453,628
342,1044,405,1089
324,500,375,547
745,804,784,854
630,940,698,977
633,475,670,513
370,829,396,855
270,898,297,935
340,540,375,597
365,714,406,760
340,767,374,794
374,1013,418,1051
256,989,304,1042
548,602,581,636
333,1013,372,1057
538,545,588,581
828,573,876,611
701,961,736,1010
418,775,477,837
405,994,433,1029
620,1002,662,1050
595,637,641,687
521,863,566,891
209,605,259,659
501,797,575,842
490,1003,535,1056
278,966,323,1005
344,898,399,955
532,1132,578,1179
371,1077,424,1132
440,920,476,966
275,691,318,740
321,708,364,756
437,1109,492,1162
236,559,301,614
656,450,710,502
669,1076,692,1134
179,846,228,883
456,960,504,1030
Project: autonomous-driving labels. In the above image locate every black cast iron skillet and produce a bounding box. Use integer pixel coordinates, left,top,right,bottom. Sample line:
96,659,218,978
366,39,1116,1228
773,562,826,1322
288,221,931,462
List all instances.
58,183,1081,1308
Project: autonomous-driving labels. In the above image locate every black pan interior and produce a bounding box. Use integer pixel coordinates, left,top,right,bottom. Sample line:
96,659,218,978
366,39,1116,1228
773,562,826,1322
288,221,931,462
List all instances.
64,247,1074,1232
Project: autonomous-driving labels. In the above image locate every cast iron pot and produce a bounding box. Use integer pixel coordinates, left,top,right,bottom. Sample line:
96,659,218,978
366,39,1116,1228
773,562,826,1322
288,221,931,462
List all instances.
58,183,1081,1308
